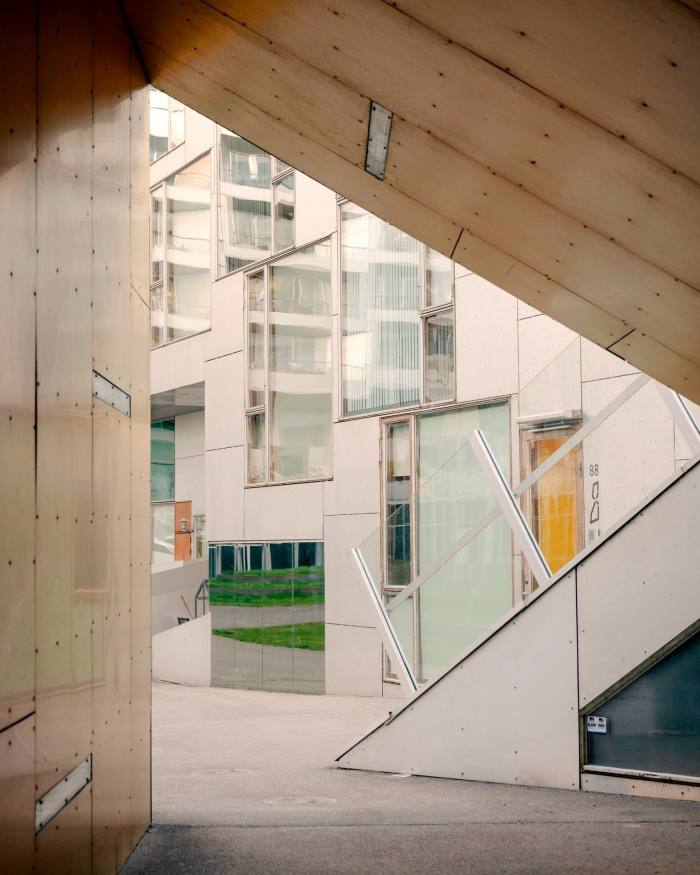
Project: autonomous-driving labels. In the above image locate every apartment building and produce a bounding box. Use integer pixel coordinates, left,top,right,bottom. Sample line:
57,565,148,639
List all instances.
149,91,699,710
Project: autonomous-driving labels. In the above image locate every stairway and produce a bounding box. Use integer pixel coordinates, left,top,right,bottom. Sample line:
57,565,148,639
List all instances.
337,458,700,794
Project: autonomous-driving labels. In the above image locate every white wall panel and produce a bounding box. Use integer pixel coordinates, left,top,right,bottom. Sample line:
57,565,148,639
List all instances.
323,417,381,516
581,337,639,383
205,353,244,450
294,172,337,247
325,623,383,697
339,573,580,790
205,271,244,361
184,110,215,166
581,377,676,533
152,613,212,686
175,455,205,514
175,410,205,458
518,299,541,320
324,512,381,627
206,446,245,542
455,273,518,402
518,314,578,389
151,332,205,394
577,461,700,707
244,481,324,541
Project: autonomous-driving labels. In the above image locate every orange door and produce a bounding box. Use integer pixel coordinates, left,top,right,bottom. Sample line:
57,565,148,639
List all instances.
521,429,582,594
174,500,192,561
530,437,579,573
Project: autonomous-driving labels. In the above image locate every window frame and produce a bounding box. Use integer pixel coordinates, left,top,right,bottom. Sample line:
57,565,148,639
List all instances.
379,398,512,683
337,198,456,422
149,149,213,349
243,236,334,488
149,87,186,164
215,125,296,282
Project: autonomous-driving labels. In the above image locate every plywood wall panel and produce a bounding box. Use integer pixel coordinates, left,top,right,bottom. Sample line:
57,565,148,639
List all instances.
1,3,151,871
0,3,37,732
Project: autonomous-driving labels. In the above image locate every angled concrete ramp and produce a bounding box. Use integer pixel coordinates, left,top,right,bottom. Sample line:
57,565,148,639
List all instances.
337,458,700,790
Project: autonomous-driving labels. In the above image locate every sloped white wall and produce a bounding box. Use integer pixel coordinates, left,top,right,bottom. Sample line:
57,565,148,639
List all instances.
577,460,700,707
339,572,580,790
152,613,212,686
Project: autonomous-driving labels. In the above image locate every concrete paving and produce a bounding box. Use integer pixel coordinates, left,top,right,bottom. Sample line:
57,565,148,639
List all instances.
123,682,700,874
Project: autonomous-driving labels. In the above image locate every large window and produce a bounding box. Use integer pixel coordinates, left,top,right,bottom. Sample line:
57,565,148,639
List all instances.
151,420,175,564
217,129,295,277
382,402,511,682
245,241,333,484
149,87,185,162
208,541,325,693
340,202,455,417
150,153,211,346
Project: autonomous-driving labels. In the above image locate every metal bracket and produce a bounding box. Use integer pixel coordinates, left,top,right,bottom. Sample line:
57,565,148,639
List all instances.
351,547,418,695
468,430,551,589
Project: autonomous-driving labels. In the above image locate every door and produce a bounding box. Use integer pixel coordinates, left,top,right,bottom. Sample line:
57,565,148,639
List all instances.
520,427,582,593
174,500,192,561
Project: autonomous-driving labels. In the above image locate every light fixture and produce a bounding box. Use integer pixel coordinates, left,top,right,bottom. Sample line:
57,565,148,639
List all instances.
364,100,393,180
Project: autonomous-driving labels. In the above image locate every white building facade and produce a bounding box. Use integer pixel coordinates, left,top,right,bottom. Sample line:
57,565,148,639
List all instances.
148,92,700,705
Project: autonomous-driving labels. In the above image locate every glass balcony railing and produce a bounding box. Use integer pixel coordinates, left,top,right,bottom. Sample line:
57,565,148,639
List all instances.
353,340,700,691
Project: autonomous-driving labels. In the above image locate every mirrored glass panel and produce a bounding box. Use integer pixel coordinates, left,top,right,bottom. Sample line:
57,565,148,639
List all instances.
217,132,272,275
151,503,174,564
425,248,453,308
424,311,455,403
166,153,211,341
247,271,265,408
341,202,421,415
246,413,266,485
269,241,332,481
273,173,295,252
210,542,325,693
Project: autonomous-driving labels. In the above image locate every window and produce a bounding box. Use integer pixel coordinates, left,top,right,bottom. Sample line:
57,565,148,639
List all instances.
150,153,211,347
340,202,455,416
149,87,185,162
382,402,511,682
216,128,295,278
151,420,175,564
245,241,332,484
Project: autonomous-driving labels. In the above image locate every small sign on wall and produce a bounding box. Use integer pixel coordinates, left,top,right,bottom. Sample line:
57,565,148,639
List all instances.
586,715,609,734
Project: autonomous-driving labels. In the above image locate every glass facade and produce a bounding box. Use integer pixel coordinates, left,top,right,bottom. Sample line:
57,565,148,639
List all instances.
150,153,211,346
216,129,295,278
217,132,272,274
340,202,455,417
151,419,175,564
245,240,333,484
149,87,185,162
382,402,511,681
209,541,325,693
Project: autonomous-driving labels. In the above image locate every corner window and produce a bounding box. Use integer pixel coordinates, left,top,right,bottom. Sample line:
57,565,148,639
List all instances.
151,420,175,564
149,87,185,162
245,241,332,484
150,153,211,347
340,202,455,417
217,128,295,278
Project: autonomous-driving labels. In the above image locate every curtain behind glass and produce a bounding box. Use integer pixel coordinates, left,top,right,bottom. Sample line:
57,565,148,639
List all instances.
217,131,272,276
269,241,332,481
166,153,211,340
341,202,420,416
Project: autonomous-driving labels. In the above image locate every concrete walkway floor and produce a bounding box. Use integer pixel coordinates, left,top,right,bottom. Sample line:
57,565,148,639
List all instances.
123,682,700,874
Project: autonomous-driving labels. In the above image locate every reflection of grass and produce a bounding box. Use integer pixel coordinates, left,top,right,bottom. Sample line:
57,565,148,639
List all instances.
213,621,324,651
209,567,324,607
